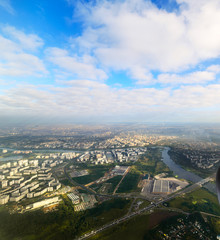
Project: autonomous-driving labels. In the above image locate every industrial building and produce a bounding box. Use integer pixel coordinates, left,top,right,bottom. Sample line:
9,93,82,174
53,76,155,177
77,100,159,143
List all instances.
67,193,80,204
111,165,129,175
26,197,60,210
152,180,170,194
0,195,9,204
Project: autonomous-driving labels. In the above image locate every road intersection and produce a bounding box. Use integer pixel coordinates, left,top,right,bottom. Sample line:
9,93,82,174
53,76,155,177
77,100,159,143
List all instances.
74,175,212,240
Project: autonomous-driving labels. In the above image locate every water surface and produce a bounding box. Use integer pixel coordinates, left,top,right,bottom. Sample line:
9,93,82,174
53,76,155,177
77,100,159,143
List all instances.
162,147,216,194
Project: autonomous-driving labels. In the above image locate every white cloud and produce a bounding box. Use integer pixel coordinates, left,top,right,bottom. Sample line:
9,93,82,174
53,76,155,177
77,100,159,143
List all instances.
157,71,216,85
0,53,47,77
171,84,220,108
179,0,220,59
136,64,220,85
1,80,220,122
69,0,220,83
46,47,107,81
0,27,47,77
3,26,44,51
206,65,220,73
0,1,220,123
128,66,153,84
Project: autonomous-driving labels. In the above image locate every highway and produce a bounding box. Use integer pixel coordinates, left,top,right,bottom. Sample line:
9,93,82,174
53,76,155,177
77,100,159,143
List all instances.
75,177,212,240
63,160,213,240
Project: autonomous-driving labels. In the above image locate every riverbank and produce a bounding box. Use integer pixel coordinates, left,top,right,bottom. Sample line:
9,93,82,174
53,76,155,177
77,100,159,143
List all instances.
161,147,202,183
161,147,216,194
168,147,215,179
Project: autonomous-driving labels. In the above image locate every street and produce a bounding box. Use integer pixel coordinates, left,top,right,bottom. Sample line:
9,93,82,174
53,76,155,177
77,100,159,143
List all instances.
75,177,212,240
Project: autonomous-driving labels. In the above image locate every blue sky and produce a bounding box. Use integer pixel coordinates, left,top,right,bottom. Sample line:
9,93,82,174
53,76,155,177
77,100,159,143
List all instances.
0,0,220,124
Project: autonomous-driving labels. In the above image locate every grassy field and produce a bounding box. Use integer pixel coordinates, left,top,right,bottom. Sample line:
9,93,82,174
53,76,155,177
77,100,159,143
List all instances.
105,175,123,193
134,147,172,177
90,210,178,240
210,217,220,234
115,147,172,194
72,165,112,185
90,175,123,193
167,188,220,215
85,198,131,227
59,178,74,186
137,199,151,209
117,169,141,193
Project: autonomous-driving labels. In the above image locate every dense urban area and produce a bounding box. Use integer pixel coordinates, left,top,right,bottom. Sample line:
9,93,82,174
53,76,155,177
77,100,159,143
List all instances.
0,124,220,240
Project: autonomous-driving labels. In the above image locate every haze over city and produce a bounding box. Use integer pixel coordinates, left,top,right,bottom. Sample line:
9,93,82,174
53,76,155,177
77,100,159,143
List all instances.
0,0,220,125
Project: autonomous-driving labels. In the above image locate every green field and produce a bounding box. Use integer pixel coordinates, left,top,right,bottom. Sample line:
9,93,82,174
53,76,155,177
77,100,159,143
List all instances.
85,198,131,226
136,199,151,209
112,147,173,194
134,147,172,177
91,214,150,240
167,188,220,215
90,210,179,240
0,197,131,240
117,170,140,193
90,175,123,194
105,175,123,193
59,178,74,186
210,217,220,234
72,165,112,185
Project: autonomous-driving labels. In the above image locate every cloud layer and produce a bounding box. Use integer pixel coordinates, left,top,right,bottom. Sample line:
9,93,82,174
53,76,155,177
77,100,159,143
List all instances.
71,0,220,79
0,0,220,123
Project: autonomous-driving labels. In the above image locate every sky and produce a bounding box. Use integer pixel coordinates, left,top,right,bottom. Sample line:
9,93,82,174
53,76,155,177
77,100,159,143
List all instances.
0,0,220,125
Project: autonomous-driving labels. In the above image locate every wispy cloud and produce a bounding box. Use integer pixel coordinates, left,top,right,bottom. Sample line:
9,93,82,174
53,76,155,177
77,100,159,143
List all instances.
0,0,14,14
3,26,44,51
157,71,216,85
46,47,107,81
0,26,47,77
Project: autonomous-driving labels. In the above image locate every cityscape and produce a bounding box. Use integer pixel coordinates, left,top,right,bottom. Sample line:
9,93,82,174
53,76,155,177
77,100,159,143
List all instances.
0,124,219,239
0,0,220,239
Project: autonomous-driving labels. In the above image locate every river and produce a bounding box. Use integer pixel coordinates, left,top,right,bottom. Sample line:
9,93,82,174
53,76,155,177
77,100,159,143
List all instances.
162,147,202,183
0,146,216,193
0,155,23,162
161,147,216,194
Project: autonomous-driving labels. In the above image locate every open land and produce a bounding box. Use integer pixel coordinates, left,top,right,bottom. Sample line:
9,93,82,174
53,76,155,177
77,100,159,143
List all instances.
0,124,219,239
